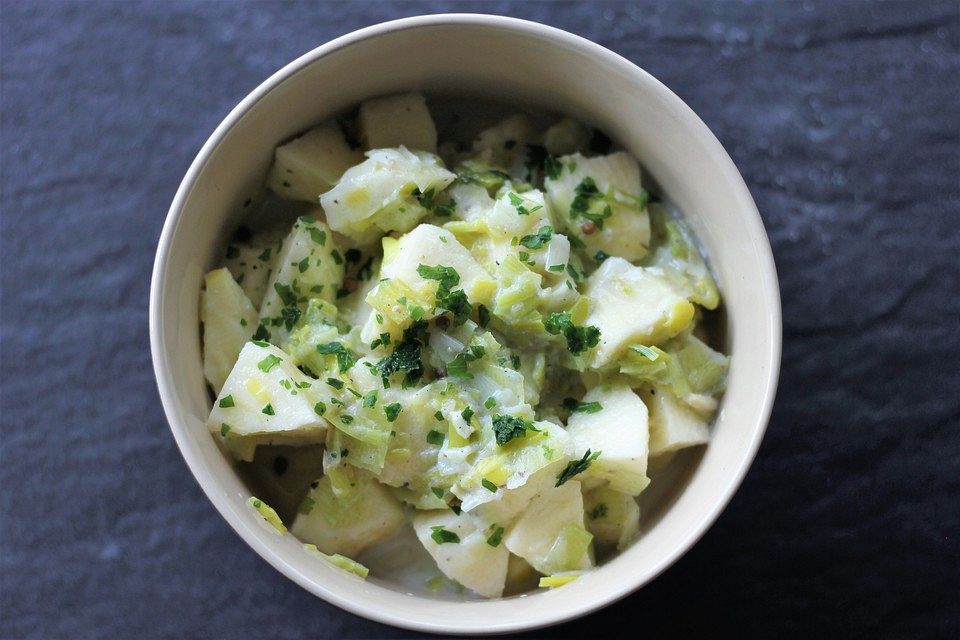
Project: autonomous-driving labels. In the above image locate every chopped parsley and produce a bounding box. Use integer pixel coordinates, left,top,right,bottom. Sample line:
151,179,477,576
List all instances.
262,403,275,416
298,496,316,515
590,503,608,520
431,487,445,500
433,198,456,217
434,410,445,422
218,395,235,408
362,390,378,408
308,227,327,245
486,525,505,547
370,332,392,350
257,354,282,373
316,342,358,372
314,401,326,416
594,250,610,263
481,478,498,493
417,264,471,325
519,225,553,250
484,396,497,410
426,430,445,445
219,423,231,437
252,324,270,341
325,377,344,390
543,312,601,355
569,177,613,229
477,304,491,328
384,403,402,422
446,345,485,379
460,406,474,423
544,155,563,180
556,449,601,486
430,526,460,545
507,192,543,216
375,322,426,386
492,414,539,446
563,399,603,414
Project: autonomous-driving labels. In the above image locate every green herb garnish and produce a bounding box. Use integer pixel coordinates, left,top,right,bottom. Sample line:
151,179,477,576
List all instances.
492,414,539,446
316,342,358,372
257,354,282,373
507,192,543,216
556,449,601,486
430,526,460,544
543,312,601,355
519,225,553,250
384,403,402,422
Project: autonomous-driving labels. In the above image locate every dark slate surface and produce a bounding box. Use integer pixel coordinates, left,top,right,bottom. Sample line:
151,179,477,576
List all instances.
1,1,958,638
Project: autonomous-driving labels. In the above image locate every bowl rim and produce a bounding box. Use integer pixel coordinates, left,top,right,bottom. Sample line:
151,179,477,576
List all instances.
150,12,781,634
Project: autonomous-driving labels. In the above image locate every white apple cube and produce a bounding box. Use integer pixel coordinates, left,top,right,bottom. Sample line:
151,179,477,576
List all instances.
207,342,328,461
257,215,345,346
266,123,363,202
566,382,650,495
292,472,405,557
320,148,455,242
545,151,651,262
503,480,593,575
584,257,695,368
639,386,710,457
201,268,258,394
413,510,510,598
359,93,438,153
583,485,641,550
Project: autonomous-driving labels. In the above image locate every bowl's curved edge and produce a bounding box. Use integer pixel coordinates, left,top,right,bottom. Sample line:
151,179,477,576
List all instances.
150,12,782,635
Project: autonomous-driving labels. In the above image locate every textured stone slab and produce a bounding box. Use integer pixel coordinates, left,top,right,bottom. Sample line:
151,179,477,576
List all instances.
1,1,957,637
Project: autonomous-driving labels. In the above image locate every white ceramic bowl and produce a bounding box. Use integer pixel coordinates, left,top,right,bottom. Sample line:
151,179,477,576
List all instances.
150,14,781,634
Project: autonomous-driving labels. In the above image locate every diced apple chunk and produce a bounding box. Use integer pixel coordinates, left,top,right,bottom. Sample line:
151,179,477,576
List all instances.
584,257,695,368
207,342,328,461
504,480,593,575
543,118,592,156
566,382,650,495
266,123,363,202
412,510,510,598
471,114,538,173
638,386,710,456
583,485,640,550
257,215,345,346
291,472,405,557
319,148,455,242
202,268,258,394
359,93,438,153
545,152,650,261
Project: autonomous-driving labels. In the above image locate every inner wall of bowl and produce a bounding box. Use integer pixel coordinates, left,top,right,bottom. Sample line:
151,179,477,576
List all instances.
157,18,777,630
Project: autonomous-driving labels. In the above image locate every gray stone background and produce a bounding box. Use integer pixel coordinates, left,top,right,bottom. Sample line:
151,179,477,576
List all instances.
1,1,957,638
